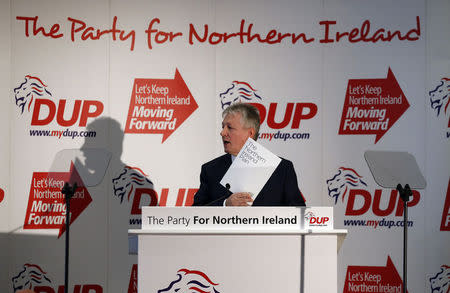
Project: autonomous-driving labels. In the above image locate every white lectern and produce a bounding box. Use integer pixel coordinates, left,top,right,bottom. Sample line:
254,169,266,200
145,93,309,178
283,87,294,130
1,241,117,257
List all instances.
129,207,346,292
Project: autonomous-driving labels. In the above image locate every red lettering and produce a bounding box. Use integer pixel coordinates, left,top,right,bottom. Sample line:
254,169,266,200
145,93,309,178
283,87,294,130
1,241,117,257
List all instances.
395,190,420,216
16,16,63,38
267,103,294,129
31,99,56,126
56,100,82,127
184,189,198,206
159,188,169,206
68,17,86,42
82,284,103,293
79,101,104,126
35,285,102,293
291,103,317,128
372,189,397,216
189,23,208,44
32,99,103,126
57,285,81,293
319,20,337,43
345,189,371,216
131,188,158,214
175,188,186,206
128,264,138,293
173,188,200,206
250,102,317,129
189,19,314,46
34,286,54,293
68,16,135,51
346,189,420,216
249,103,266,124
320,16,421,44
146,18,182,50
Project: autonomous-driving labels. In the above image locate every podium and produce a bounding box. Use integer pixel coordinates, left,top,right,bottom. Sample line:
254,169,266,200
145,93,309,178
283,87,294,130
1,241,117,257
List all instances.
129,207,346,292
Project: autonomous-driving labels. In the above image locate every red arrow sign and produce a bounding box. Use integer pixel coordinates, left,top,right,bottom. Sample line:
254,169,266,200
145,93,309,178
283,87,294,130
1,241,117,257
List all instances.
339,68,409,143
23,163,92,238
124,68,198,143
440,178,450,231
343,256,407,293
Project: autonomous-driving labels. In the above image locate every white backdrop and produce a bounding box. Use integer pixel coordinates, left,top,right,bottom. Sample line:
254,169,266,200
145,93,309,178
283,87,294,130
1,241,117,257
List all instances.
1,0,449,292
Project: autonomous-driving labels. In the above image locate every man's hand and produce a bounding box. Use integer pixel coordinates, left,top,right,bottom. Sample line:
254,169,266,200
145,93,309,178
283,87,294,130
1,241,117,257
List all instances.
225,192,253,206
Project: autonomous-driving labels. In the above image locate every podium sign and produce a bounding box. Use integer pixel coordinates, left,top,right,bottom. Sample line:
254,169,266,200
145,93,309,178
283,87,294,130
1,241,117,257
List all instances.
142,206,334,231
130,207,346,293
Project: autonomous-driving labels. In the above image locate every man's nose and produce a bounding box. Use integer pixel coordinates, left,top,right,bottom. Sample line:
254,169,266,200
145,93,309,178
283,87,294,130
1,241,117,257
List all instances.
220,128,227,137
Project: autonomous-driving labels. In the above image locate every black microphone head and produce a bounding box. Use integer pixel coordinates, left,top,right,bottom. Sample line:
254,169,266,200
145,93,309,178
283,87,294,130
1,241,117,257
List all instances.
225,183,230,190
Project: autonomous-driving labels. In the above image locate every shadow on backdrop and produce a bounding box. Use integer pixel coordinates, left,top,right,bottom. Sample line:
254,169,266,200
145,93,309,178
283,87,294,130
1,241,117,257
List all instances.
5,116,156,293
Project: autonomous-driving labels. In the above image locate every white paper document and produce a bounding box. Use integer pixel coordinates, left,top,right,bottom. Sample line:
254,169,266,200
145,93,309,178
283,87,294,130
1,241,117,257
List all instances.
220,138,281,200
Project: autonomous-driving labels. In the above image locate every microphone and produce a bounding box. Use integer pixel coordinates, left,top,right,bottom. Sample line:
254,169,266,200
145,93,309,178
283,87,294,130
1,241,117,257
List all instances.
204,183,231,206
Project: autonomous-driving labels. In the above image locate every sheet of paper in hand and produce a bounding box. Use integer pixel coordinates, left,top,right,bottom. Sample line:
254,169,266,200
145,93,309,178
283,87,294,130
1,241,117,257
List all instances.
220,138,281,200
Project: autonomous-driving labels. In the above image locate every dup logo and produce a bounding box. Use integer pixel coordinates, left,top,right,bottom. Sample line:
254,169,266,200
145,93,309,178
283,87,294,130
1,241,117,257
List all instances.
429,77,450,138
219,80,262,110
304,211,330,226
429,78,450,118
158,269,221,293
429,265,450,293
326,167,420,217
326,167,367,204
219,81,317,141
14,75,103,127
12,263,103,293
14,75,52,114
112,166,157,222
12,263,52,292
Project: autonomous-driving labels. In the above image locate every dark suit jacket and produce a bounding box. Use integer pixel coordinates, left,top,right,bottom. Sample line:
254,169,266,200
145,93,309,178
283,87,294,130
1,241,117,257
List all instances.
192,154,306,206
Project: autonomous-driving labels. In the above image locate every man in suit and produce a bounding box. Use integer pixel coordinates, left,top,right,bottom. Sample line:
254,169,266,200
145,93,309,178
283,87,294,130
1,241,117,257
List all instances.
192,103,305,206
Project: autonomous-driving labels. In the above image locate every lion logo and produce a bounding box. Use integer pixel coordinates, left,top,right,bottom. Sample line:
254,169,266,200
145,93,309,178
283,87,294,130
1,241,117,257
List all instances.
14,75,52,114
326,167,367,204
158,269,221,293
112,166,155,204
12,263,52,292
219,81,262,110
429,78,450,117
304,211,315,222
430,265,450,293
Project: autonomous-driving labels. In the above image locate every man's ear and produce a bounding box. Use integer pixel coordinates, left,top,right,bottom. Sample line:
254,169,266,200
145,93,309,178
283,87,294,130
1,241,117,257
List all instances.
248,127,255,139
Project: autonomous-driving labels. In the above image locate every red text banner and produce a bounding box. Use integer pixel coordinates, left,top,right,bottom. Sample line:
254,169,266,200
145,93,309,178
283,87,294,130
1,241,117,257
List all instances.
125,69,198,142
339,68,409,143
23,165,92,238
440,178,450,231
344,256,407,293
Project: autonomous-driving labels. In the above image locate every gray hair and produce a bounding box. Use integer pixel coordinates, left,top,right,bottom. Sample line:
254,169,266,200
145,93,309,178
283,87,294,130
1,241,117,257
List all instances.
222,103,260,140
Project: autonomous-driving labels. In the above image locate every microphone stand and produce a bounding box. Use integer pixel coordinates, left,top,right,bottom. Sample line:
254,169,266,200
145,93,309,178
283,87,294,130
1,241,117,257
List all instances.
61,182,78,293
204,184,231,206
396,183,412,293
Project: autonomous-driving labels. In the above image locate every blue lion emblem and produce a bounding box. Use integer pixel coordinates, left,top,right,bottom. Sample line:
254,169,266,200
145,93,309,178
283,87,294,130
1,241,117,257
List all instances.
14,75,52,114
219,81,262,110
326,167,367,204
112,166,154,204
304,211,315,222
12,263,52,292
430,265,450,293
158,268,220,293
429,78,450,117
